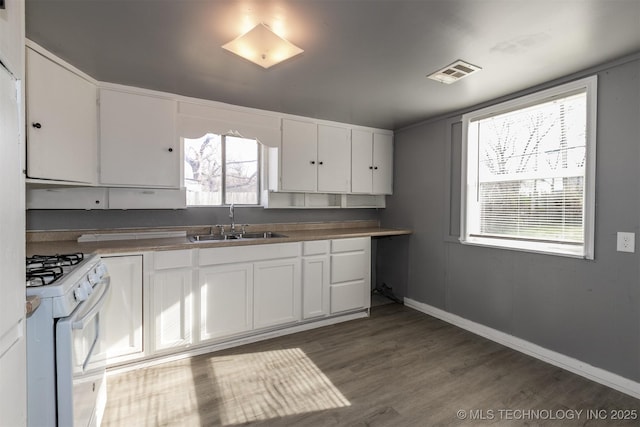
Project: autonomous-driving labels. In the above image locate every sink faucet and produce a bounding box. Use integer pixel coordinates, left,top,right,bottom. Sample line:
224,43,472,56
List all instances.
229,203,236,233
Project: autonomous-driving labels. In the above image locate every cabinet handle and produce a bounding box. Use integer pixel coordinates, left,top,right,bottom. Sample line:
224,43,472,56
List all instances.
369,166,373,170
310,160,316,165
168,148,174,152
374,166,378,170
32,122,42,129
319,161,324,165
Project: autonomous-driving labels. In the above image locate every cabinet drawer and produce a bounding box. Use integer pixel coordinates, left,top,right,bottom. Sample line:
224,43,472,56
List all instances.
154,249,193,270
331,252,367,283
303,240,329,256
330,281,366,314
331,237,369,253
199,243,301,266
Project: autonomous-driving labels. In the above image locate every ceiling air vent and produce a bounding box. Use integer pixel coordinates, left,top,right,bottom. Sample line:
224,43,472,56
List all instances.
427,60,481,84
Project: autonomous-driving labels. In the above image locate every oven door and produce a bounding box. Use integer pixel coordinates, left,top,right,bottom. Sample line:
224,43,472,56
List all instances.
56,277,111,427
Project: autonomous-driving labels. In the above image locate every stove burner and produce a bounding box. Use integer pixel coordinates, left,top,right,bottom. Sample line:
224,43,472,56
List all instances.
26,253,84,269
25,253,85,287
26,266,64,287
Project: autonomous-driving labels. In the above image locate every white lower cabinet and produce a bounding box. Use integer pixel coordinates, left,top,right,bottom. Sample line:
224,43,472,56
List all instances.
330,237,371,314
123,238,370,364
199,263,253,342
101,255,143,365
197,242,302,342
302,241,330,319
149,250,193,353
254,258,301,329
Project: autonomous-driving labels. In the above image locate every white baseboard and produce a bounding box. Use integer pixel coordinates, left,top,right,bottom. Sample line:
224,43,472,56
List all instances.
404,297,640,400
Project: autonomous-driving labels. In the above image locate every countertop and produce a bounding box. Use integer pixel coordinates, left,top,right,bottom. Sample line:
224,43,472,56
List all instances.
26,295,41,317
26,221,411,256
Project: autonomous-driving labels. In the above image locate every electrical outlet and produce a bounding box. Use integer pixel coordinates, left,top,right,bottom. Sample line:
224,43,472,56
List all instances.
616,232,635,253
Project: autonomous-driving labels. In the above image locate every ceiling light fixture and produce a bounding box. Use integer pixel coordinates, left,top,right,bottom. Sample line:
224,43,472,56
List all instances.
222,23,303,69
427,60,481,84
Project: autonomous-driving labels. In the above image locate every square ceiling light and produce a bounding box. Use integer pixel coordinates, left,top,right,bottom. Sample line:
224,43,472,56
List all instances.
222,23,304,69
427,60,481,84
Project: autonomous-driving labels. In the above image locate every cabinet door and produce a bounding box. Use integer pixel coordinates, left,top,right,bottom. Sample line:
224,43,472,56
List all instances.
317,124,350,193
99,89,178,188
199,264,253,342
281,119,317,192
26,48,97,183
351,129,374,193
150,268,193,352
254,258,301,329
101,255,143,364
373,133,393,195
302,255,330,319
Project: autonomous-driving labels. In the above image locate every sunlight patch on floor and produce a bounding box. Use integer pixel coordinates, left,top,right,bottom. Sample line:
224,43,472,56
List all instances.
209,348,350,425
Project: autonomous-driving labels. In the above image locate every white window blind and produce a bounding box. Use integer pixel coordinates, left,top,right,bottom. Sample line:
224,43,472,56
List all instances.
461,76,597,258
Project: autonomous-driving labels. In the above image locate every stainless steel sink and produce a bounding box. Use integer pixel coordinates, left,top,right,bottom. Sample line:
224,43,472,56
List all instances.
239,231,287,239
188,231,287,242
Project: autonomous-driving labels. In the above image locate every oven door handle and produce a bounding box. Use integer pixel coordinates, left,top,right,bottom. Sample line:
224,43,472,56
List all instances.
72,278,111,330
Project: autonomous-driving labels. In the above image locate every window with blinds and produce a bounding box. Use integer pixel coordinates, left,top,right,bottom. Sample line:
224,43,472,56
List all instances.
461,76,597,259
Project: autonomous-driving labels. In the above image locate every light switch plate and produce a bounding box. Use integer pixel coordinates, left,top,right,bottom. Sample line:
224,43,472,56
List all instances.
616,232,635,253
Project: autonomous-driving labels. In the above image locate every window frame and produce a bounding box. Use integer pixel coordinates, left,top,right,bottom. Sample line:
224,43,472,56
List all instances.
184,133,261,207
460,76,597,259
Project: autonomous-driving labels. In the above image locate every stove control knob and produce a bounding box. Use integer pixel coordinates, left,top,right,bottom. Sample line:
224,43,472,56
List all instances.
96,263,108,277
82,279,93,295
88,270,100,285
74,285,88,302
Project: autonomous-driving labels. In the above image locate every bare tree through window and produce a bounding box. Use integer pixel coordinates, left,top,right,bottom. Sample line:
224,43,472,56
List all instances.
184,133,259,206
475,92,587,242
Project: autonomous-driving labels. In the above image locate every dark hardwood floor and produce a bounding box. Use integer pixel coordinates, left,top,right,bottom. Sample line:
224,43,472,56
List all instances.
103,303,640,426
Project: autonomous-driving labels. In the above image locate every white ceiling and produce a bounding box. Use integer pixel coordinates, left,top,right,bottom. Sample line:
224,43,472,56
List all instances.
25,0,640,130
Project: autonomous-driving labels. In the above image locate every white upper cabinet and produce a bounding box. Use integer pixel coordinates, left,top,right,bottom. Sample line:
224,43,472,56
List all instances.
351,130,393,195
99,88,179,188
26,47,97,184
280,119,350,193
281,119,317,192
317,124,351,192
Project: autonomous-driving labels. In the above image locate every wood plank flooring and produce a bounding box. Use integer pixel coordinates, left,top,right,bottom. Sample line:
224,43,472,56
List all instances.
103,303,640,426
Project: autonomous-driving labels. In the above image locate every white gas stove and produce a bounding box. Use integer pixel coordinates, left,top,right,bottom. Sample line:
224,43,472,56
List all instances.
26,253,111,427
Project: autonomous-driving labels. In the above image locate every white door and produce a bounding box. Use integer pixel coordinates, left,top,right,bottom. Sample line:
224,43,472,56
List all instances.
317,124,350,193
0,64,26,427
26,48,97,183
99,89,179,188
281,119,317,192
351,129,374,193
302,256,330,319
199,263,253,342
150,269,193,352
372,133,393,195
254,258,301,329
101,255,143,364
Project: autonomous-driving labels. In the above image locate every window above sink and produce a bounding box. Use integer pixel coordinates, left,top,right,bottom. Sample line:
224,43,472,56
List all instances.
184,133,260,206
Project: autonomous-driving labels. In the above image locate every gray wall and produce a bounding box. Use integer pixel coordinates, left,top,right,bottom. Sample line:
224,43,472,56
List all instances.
26,207,379,230
380,57,640,382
